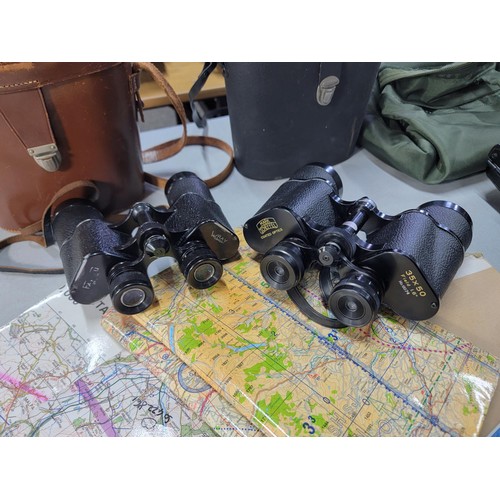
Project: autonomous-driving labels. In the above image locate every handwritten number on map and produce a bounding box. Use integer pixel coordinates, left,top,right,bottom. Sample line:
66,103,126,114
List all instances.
132,397,171,422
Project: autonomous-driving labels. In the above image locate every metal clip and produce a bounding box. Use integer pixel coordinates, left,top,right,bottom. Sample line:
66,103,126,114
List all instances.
316,76,340,106
27,143,62,172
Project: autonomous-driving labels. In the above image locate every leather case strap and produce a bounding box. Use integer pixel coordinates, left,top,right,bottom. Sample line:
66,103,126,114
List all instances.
143,135,234,189
0,180,98,273
135,62,234,188
136,62,188,163
189,62,219,128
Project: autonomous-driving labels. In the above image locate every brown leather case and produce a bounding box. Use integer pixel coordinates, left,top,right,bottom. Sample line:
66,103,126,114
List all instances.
0,62,144,230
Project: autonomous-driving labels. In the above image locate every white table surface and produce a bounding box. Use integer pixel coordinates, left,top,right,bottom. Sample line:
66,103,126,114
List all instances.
1,115,499,327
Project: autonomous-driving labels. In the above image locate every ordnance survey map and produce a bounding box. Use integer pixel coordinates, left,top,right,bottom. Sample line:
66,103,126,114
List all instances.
0,289,217,437
104,229,499,437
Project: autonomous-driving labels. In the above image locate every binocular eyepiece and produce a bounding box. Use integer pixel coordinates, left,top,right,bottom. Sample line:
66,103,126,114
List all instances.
52,172,239,315
244,163,473,328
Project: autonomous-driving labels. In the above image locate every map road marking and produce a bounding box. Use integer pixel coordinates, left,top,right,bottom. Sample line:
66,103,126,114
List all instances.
75,379,118,437
0,371,48,402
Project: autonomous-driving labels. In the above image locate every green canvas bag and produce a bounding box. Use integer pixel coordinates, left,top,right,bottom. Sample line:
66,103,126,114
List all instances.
360,62,500,184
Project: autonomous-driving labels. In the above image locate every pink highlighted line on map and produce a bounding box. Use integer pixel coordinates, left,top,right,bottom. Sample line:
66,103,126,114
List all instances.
75,379,118,437
0,371,48,402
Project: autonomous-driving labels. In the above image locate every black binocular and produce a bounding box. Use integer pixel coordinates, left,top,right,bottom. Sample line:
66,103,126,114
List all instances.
243,163,473,328
52,172,239,315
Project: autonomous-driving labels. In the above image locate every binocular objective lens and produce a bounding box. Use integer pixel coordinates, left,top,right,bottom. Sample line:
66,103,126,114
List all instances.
109,269,155,315
193,263,216,284
337,296,365,321
187,259,222,289
328,272,382,327
178,242,223,290
266,260,290,285
260,240,306,291
120,287,147,309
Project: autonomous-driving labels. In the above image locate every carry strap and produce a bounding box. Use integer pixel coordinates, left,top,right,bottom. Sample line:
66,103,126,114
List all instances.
143,135,234,189
0,180,99,273
135,61,188,163
135,62,234,188
288,286,345,329
188,62,219,128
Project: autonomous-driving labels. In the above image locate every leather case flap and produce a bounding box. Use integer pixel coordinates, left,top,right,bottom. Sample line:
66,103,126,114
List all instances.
0,88,56,149
0,62,122,94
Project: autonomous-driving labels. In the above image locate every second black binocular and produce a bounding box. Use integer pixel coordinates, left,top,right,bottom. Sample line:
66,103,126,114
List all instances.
52,172,239,315
244,163,473,328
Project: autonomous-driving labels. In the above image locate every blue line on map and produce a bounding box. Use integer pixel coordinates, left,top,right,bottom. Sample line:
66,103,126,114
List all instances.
95,362,146,390
227,343,267,353
169,325,176,354
28,405,70,437
0,413,8,425
158,383,169,425
124,329,162,345
177,363,212,393
225,268,458,436
101,364,124,385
